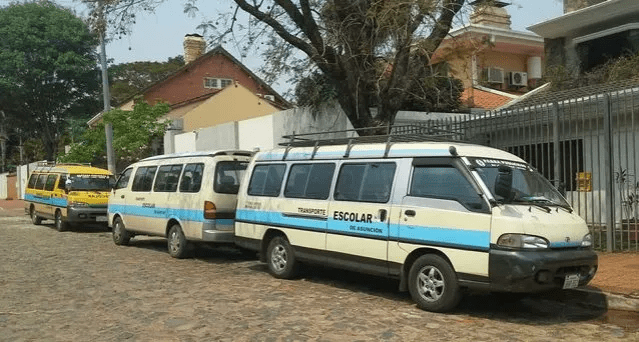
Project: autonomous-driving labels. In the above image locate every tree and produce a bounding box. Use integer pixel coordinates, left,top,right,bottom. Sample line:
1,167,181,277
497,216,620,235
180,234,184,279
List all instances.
88,0,467,135
0,1,102,160
109,56,185,105
59,101,169,170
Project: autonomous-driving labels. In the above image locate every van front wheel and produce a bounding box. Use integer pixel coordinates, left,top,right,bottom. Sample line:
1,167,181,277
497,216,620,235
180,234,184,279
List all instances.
167,224,189,259
266,236,297,279
112,217,130,246
408,254,461,312
55,210,68,232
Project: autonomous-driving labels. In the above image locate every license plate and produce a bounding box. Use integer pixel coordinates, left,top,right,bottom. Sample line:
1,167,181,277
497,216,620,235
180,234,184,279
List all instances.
96,216,107,222
563,274,580,289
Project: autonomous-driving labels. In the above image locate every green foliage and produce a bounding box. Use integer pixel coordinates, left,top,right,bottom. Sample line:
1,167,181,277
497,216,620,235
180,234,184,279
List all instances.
59,101,170,169
543,52,639,91
0,1,101,160
109,56,185,105
295,72,463,113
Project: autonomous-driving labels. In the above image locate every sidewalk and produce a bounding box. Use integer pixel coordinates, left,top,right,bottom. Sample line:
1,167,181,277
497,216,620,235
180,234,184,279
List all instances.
1,198,637,311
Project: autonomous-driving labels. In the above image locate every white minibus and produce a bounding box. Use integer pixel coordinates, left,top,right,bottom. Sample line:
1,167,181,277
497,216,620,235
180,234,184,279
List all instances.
108,150,252,258
234,140,598,312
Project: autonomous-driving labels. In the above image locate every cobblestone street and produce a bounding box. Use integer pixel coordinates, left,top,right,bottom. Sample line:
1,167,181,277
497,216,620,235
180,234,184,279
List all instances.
1,216,638,341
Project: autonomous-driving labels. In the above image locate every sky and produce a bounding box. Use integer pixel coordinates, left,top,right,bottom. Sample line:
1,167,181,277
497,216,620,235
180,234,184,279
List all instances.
47,0,565,93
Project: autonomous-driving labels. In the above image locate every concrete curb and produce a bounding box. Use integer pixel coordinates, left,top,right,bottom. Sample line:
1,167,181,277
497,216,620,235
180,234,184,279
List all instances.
573,288,639,312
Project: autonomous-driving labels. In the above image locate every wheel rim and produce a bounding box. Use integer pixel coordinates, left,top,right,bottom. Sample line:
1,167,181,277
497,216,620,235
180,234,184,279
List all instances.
416,265,445,302
31,208,36,222
169,230,180,254
113,221,122,241
55,212,61,229
270,244,287,272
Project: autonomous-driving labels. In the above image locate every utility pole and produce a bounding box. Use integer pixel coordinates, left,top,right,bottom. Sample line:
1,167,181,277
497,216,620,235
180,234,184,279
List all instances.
98,0,116,173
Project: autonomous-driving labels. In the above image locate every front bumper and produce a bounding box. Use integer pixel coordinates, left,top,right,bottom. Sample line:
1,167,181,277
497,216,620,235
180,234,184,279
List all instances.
67,206,109,224
489,247,598,293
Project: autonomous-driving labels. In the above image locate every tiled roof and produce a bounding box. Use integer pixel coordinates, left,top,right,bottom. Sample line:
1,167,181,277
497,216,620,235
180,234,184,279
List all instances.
461,87,515,110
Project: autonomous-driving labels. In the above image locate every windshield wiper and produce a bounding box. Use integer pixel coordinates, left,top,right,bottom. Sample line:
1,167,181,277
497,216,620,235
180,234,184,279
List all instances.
509,199,552,213
524,197,574,213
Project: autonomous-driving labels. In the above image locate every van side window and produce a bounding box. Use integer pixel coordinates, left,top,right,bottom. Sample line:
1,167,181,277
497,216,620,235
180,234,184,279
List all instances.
115,168,133,190
154,165,183,192
215,161,248,194
27,174,38,189
335,163,396,203
410,166,484,210
58,175,67,189
35,174,48,190
44,174,57,191
132,166,157,192
248,164,286,197
284,163,335,200
179,163,204,193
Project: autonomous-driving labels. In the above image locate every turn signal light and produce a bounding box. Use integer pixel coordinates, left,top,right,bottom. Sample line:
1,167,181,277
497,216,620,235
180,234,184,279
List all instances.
204,201,216,219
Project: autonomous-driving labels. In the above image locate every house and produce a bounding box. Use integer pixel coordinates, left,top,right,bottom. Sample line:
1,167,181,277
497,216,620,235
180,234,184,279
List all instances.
431,0,544,110
529,0,639,75
88,34,290,154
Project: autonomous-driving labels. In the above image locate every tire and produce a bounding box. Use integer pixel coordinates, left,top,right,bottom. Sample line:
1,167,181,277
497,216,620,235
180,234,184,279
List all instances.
167,224,189,259
54,210,68,232
408,254,461,312
30,206,42,225
266,236,297,279
112,217,130,246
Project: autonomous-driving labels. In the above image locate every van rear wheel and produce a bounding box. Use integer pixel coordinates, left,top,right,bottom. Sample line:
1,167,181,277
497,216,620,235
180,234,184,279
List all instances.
54,210,68,232
167,224,189,259
408,254,461,312
112,217,130,246
30,206,42,225
266,236,297,279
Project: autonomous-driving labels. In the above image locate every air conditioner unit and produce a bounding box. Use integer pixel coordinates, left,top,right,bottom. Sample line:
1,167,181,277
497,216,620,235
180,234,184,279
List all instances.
263,95,275,101
483,67,504,84
510,71,528,86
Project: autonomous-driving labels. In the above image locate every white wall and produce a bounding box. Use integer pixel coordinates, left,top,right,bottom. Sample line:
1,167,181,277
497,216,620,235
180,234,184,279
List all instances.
173,132,197,153
238,115,275,151
196,122,239,151
0,173,7,200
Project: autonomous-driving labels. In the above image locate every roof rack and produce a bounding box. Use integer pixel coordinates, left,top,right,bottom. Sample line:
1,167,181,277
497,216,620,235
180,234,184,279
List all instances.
279,124,468,148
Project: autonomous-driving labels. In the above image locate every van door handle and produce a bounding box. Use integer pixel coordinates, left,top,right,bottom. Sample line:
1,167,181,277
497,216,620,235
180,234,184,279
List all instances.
378,209,387,222
405,210,416,217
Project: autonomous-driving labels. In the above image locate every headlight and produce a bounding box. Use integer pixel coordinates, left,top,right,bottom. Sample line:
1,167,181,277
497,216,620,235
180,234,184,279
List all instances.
70,201,89,207
497,234,549,249
581,233,593,247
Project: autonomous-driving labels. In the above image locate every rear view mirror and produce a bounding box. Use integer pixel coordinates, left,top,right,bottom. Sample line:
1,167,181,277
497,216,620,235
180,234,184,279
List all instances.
495,165,513,201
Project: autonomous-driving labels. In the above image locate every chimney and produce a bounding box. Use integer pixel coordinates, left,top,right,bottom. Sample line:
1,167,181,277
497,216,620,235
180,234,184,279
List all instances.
183,34,206,64
564,0,607,13
469,0,512,30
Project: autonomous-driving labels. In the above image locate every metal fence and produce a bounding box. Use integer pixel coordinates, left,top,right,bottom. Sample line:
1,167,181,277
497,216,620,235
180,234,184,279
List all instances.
395,80,639,252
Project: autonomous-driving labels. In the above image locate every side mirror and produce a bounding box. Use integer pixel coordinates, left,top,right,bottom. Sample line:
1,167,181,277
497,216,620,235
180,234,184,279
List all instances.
494,165,513,201
557,182,566,197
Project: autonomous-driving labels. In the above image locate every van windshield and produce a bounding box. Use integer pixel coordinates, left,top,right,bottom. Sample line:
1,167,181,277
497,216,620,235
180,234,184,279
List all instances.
67,174,114,191
469,158,570,209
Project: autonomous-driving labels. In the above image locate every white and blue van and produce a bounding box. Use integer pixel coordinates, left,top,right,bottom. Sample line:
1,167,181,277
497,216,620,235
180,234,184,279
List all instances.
234,140,598,312
108,150,252,258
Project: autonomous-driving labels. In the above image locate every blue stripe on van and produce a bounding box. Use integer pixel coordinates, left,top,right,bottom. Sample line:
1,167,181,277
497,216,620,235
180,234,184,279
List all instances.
390,224,490,251
236,208,490,251
109,204,233,225
24,193,68,207
236,209,326,232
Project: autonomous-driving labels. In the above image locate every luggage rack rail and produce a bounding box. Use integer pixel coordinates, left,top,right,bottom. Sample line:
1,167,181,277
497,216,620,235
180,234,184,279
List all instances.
278,124,467,148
